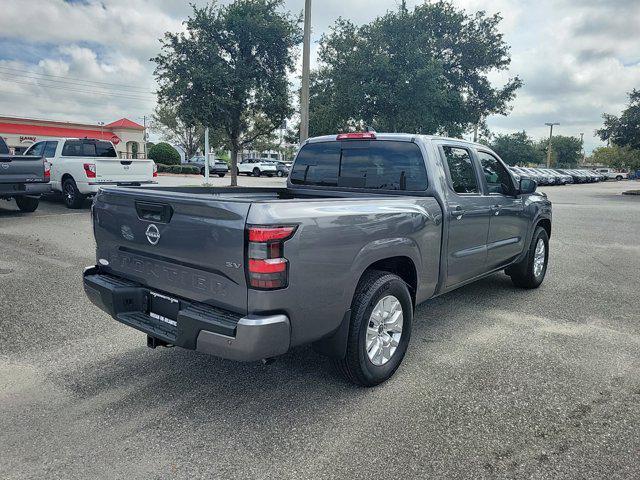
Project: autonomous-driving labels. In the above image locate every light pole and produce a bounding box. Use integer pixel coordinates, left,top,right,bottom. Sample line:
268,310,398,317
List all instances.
579,132,585,164
299,0,312,144
545,122,560,167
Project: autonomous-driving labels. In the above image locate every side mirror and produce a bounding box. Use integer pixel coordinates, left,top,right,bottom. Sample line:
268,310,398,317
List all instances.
519,178,537,195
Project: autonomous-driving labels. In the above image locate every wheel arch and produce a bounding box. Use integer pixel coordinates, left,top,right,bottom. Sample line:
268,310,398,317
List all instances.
313,254,419,360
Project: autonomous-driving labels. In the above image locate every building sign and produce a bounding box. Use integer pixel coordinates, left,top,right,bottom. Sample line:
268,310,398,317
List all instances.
20,136,36,143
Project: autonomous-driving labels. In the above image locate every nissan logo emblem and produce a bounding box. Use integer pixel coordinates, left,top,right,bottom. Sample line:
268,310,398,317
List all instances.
1,163,8,170
145,224,161,245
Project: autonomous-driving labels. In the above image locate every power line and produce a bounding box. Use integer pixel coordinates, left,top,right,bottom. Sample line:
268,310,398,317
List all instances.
0,73,157,102
0,65,154,93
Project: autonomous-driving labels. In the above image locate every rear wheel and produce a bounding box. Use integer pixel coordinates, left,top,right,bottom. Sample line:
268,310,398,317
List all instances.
616,175,623,181
15,195,39,213
507,226,549,289
276,170,284,177
335,270,412,387
62,177,85,209
217,173,225,178
200,167,205,176
252,168,261,177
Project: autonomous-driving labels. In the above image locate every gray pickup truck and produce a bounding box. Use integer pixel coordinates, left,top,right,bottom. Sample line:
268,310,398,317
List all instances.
0,136,51,212
84,133,551,386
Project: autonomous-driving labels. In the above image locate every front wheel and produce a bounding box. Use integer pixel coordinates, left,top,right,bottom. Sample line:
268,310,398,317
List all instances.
217,173,226,178
506,226,549,288
616,175,623,181
62,178,85,209
252,168,261,177
15,195,39,213
335,270,413,387
276,171,284,177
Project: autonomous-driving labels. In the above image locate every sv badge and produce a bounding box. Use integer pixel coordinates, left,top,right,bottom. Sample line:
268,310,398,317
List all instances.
225,262,242,269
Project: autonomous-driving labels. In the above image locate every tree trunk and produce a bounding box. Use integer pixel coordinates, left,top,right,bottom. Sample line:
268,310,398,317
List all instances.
230,141,239,187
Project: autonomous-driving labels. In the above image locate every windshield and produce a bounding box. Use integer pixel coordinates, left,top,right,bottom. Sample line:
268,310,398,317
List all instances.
291,140,428,191
62,140,117,157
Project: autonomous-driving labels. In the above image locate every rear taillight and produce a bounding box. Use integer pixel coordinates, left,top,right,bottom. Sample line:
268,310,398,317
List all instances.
246,225,296,290
153,163,158,177
44,162,51,182
84,163,96,178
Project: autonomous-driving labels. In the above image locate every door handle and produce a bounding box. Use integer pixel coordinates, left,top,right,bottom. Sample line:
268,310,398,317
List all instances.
490,204,502,215
450,205,465,220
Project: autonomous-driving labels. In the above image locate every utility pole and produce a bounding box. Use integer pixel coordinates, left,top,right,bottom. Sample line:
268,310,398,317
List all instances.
204,127,210,185
299,0,312,144
579,132,585,165
141,115,147,159
545,122,560,167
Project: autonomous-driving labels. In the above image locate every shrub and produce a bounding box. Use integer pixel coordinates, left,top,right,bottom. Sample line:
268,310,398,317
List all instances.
155,163,169,173
148,142,181,165
183,165,200,175
169,165,183,174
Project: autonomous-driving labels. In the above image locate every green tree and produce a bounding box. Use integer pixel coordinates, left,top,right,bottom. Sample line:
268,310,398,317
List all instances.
489,131,539,166
596,89,640,150
309,1,521,137
537,135,582,168
148,142,181,165
153,0,301,185
150,104,204,160
590,146,640,171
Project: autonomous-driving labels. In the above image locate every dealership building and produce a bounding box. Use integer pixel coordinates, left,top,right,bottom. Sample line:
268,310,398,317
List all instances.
0,115,146,158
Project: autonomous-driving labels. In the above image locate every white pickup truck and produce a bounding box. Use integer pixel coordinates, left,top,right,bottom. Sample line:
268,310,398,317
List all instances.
595,168,628,181
24,138,156,208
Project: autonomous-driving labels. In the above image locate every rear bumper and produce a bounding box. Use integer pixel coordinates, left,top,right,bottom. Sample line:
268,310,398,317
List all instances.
83,267,290,361
0,182,50,197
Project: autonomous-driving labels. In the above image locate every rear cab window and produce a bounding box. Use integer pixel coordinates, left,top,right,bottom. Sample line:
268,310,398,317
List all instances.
290,140,428,191
62,140,117,157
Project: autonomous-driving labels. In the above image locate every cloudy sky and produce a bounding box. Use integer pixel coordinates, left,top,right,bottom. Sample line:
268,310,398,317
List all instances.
1,0,638,152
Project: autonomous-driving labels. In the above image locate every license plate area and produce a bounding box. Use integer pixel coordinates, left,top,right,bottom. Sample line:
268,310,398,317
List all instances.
148,291,179,327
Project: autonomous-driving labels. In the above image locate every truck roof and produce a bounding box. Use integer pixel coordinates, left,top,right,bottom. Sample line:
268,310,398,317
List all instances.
305,133,485,148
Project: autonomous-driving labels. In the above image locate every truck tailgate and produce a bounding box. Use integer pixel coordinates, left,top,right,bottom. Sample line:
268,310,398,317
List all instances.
0,155,45,184
92,187,250,314
95,158,154,183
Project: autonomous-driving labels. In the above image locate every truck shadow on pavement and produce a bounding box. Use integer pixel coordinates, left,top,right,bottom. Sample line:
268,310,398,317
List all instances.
57,273,534,416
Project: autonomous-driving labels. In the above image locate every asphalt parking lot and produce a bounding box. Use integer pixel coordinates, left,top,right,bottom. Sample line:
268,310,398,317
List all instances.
1,179,639,479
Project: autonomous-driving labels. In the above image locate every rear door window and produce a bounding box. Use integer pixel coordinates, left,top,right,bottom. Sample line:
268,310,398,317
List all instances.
290,140,427,191
43,141,58,158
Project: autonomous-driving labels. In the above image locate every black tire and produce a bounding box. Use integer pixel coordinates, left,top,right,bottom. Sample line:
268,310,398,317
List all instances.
14,195,39,213
200,167,205,176
62,178,85,209
218,173,226,178
335,270,413,387
276,171,284,177
507,226,549,289
252,168,261,177
616,175,623,181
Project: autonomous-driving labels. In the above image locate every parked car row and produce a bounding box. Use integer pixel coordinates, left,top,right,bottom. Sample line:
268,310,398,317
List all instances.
183,156,230,177
508,166,628,186
184,156,292,178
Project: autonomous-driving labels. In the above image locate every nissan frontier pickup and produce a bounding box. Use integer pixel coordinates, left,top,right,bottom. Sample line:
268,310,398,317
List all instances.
84,133,552,386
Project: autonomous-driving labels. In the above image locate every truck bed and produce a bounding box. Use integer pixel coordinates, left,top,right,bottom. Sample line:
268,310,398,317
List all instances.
103,185,402,202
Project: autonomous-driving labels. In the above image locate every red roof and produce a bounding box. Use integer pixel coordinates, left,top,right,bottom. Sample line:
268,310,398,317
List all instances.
0,122,121,145
105,118,144,130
